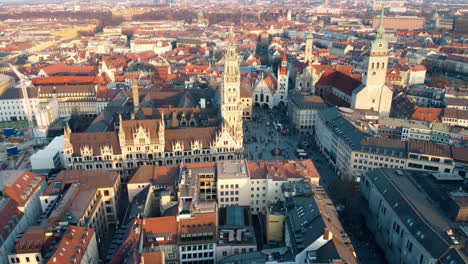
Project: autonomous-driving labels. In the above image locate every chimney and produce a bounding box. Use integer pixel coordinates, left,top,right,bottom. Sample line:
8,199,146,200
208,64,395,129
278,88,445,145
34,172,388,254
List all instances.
323,228,333,240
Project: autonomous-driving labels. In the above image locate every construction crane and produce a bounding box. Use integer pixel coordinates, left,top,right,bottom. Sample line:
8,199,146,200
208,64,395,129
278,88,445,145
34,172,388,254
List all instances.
9,63,35,140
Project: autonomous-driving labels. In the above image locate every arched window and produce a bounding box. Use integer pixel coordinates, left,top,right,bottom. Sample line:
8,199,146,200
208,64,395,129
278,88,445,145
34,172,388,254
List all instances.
377,62,380,69
371,62,374,69
382,62,385,69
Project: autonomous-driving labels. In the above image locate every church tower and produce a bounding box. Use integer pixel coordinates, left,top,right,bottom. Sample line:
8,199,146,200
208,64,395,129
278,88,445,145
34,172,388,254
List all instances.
304,32,315,64
287,9,292,21
351,9,393,117
277,48,289,104
132,79,139,113
221,29,243,140
364,9,388,89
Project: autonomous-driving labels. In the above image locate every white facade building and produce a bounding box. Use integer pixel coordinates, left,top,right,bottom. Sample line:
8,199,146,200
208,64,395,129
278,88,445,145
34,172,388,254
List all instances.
30,136,65,175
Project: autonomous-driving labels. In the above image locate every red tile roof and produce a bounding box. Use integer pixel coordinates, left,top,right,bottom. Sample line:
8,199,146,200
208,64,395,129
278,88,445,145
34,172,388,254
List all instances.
316,70,362,95
0,199,23,243
3,171,44,207
69,132,122,156
143,216,177,247
40,63,96,76
48,226,95,264
178,213,217,241
109,218,142,264
410,107,442,123
247,160,319,181
31,76,106,86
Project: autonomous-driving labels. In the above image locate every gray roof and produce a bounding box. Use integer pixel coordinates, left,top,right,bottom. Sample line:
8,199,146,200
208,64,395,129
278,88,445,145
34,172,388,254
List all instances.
318,107,367,150
285,195,325,254
365,169,455,258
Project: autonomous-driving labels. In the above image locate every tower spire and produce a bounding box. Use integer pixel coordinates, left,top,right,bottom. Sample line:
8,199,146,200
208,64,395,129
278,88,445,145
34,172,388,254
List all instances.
376,8,385,40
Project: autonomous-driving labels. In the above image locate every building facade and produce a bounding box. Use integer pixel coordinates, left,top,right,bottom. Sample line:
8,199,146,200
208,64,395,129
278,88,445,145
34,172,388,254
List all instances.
288,93,328,135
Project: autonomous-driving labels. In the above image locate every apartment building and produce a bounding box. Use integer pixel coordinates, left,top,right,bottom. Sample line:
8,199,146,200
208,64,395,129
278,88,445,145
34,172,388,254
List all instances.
2,171,46,227
48,226,99,264
7,226,47,264
217,160,250,208
287,93,328,135
247,160,319,214
37,84,114,117
360,169,467,264
178,213,218,264
0,87,39,122
0,198,27,264
240,82,252,120
378,118,468,147
7,225,99,264
0,171,46,263
142,216,179,264
315,107,367,171
40,170,121,241
316,108,459,181
216,206,257,262
406,87,444,108
442,108,468,128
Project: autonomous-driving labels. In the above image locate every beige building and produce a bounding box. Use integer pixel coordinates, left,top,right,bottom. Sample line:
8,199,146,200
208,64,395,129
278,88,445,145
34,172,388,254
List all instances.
0,74,14,96
240,81,252,120
265,211,285,243
372,16,425,30
288,93,327,135
442,108,468,128
316,108,457,182
41,170,121,241
217,160,251,208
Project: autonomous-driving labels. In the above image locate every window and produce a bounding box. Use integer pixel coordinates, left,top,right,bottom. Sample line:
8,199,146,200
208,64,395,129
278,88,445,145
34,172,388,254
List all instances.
26,257,30,262
104,190,110,196
407,241,413,252
10,258,15,263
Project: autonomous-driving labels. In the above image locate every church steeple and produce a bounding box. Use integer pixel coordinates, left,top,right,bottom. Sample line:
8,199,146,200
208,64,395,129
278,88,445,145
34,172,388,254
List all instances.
280,48,288,75
376,8,385,40
304,31,315,64
277,47,289,104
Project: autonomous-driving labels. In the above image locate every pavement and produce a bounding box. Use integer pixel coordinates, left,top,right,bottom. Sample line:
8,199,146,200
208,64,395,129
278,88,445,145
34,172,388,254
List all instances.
243,107,302,161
